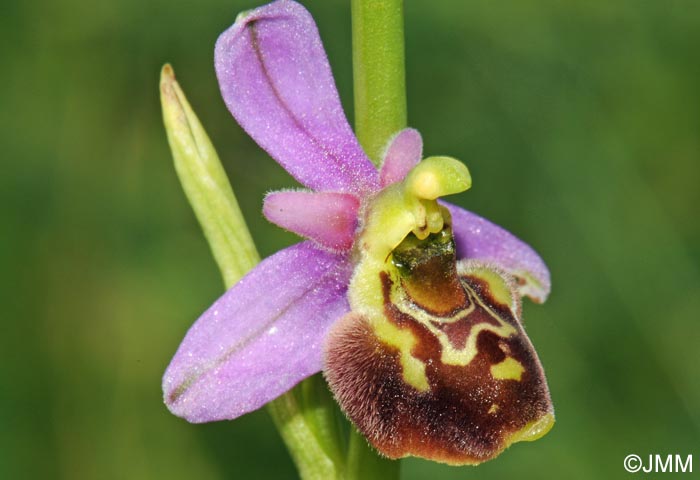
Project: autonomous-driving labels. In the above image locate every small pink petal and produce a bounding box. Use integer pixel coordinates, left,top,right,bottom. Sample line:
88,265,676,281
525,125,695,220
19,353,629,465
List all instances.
264,190,360,251
380,128,423,187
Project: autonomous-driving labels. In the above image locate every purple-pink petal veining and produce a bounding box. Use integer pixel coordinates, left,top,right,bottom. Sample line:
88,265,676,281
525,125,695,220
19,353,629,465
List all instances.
263,190,360,251
380,128,423,187
444,202,551,303
163,241,352,423
215,0,378,195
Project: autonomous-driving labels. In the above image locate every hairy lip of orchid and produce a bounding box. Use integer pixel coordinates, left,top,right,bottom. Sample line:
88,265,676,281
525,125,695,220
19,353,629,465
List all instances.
163,0,553,466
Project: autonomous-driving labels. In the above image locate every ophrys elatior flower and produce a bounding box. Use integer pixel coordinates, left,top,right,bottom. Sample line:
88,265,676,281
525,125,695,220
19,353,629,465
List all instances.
163,0,553,465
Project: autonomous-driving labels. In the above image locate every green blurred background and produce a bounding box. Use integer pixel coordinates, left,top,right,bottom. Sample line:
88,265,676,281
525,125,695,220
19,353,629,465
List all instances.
2,0,699,478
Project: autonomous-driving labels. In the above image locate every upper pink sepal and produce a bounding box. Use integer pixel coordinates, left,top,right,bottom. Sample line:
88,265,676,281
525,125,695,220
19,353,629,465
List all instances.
379,128,423,187
215,0,379,195
263,190,360,251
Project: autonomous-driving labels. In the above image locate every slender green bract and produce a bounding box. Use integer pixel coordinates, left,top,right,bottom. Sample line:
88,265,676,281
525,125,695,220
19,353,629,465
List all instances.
352,0,407,166
349,0,406,477
160,65,346,480
160,64,259,285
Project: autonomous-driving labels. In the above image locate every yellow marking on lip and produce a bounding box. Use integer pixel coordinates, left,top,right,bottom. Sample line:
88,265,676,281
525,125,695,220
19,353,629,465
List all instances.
390,279,517,367
490,356,525,381
348,253,431,392
467,267,516,311
370,312,430,392
402,354,429,392
488,404,500,414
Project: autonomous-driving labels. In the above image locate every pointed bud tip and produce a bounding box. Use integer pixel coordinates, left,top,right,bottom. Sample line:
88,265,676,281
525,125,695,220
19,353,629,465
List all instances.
160,63,176,97
161,63,174,78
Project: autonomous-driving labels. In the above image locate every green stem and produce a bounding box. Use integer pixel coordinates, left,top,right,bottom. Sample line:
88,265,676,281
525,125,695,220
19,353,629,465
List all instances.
267,378,347,480
348,0,406,478
352,0,407,166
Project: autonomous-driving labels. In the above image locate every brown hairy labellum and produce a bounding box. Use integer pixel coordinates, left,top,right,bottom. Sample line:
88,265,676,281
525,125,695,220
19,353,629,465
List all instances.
324,230,553,465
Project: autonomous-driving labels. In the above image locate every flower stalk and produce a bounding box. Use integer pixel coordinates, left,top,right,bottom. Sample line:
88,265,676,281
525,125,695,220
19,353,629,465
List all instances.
351,0,407,166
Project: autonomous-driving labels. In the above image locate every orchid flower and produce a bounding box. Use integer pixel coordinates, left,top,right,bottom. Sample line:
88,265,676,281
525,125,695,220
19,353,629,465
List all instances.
163,0,553,466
